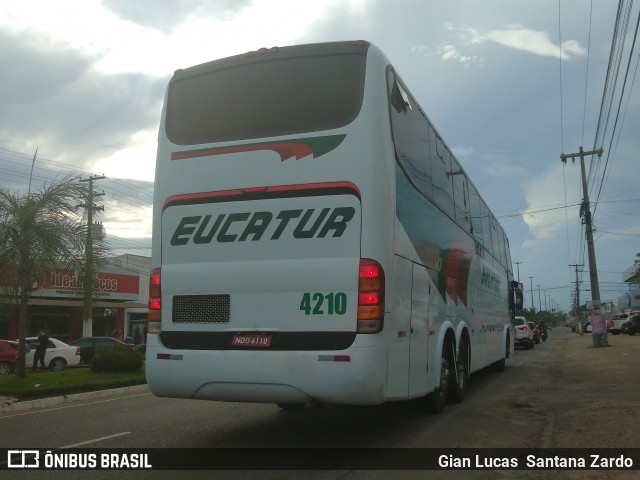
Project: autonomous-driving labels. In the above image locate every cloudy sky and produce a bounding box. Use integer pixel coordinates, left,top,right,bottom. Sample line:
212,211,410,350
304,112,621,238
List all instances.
1,0,639,312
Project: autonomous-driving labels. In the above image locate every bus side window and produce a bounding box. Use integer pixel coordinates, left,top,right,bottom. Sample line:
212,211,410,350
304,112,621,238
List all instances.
431,132,454,218
490,216,502,262
481,200,493,256
451,157,470,233
502,228,511,268
388,73,433,199
469,184,483,243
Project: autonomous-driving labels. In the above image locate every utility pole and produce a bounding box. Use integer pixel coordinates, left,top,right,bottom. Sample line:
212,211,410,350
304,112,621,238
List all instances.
528,276,535,313
544,291,548,312
79,175,105,337
570,264,584,335
561,147,606,345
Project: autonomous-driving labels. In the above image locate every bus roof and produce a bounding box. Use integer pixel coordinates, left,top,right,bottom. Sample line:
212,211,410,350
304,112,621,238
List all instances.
171,40,372,82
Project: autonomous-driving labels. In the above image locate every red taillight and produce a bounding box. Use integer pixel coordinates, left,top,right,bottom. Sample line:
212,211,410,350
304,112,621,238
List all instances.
359,292,380,305
75,347,80,356
358,259,384,333
148,268,161,326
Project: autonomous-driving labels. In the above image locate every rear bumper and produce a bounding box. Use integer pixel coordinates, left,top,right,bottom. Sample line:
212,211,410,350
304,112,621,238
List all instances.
145,334,387,406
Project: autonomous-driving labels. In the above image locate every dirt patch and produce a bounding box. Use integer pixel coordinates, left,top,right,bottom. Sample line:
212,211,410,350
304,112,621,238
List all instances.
547,331,640,448
502,329,640,449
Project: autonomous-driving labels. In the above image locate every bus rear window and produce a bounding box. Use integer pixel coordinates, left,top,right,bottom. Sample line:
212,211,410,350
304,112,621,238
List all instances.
166,54,366,145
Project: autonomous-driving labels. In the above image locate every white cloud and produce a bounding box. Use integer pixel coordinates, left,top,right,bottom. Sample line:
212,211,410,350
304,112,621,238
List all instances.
104,205,153,238
483,24,586,60
522,163,581,242
92,129,159,182
418,23,586,65
479,153,529,179
0,0,349,77
438,44,478,65
451,145,475,159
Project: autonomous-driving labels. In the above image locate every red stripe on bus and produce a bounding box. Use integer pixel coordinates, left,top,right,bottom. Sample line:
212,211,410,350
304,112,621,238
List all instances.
162,182,360,211
171,143,313,161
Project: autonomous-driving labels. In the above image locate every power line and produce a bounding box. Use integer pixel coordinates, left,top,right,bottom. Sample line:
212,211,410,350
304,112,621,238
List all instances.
593,6,640,220
497,203,580,219
0,146,154,257
581,0,594,146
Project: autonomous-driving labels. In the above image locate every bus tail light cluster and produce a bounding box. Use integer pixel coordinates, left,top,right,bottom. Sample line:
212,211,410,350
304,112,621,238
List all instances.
357,259,384,333
148,268,162,333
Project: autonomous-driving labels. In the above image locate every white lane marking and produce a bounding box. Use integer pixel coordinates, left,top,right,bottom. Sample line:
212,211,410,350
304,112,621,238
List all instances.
61,432,131,448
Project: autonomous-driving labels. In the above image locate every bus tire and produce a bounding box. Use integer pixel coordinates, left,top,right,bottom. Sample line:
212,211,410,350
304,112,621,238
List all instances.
426,342,452,414
449,336,468,403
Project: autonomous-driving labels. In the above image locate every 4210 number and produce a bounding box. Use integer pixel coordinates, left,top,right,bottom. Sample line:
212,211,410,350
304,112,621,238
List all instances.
300,292,347,315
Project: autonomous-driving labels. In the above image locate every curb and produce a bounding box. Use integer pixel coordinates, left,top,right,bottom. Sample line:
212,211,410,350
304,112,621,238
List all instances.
0,384,149,414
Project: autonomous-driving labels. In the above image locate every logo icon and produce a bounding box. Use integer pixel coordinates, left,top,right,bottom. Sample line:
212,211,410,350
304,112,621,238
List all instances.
7,450,39,468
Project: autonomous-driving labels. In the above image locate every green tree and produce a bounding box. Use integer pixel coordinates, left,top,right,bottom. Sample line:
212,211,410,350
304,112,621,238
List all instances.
0,176,87,378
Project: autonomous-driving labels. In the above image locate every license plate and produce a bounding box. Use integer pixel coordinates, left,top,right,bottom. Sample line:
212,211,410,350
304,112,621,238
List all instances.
231,333,272,347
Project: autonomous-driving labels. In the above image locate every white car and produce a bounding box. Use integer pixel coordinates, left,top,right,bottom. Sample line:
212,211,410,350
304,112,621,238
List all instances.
513,316,534,350
23,337,81,371
608,312,640,335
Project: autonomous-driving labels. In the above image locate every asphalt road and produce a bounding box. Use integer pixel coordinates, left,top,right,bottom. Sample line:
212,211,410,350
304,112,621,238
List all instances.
2,328,638,479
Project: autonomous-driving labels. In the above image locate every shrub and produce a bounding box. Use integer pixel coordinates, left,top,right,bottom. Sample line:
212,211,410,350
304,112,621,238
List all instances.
90,346,143,373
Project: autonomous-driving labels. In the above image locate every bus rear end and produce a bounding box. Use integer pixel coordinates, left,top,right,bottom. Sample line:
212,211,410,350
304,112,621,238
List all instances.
146,41,392,406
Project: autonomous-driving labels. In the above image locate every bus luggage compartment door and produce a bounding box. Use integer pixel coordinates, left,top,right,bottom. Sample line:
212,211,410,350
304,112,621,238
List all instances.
160,192,362,340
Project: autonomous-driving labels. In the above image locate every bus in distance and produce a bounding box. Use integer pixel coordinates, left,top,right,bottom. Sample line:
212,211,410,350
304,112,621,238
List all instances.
146,40,523,413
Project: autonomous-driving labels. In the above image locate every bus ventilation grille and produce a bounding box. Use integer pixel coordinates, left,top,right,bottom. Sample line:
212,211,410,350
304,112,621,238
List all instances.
172,294,231,323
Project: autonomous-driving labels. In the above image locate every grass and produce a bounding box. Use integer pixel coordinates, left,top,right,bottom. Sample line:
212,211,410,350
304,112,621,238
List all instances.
0,367,146,401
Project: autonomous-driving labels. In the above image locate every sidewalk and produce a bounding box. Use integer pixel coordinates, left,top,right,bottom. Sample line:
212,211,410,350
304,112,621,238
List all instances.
0,384,149,414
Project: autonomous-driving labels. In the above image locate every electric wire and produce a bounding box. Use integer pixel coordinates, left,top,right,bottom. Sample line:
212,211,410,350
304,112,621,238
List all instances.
581,0,594,146
593,6,640,220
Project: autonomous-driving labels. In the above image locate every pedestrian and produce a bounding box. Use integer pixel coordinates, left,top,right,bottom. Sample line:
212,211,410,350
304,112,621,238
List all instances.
32,329,49,372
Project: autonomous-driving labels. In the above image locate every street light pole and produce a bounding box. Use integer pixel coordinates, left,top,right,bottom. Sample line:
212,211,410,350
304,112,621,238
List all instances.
537,284,542,313
514,262,522,283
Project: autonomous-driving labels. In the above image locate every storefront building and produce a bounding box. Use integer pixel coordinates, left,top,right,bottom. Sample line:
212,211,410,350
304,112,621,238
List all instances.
619,263,640,312
0,255,149,344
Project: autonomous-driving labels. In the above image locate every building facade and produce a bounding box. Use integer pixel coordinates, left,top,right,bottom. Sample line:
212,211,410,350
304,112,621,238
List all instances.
0,255,150,344
619,262,640,312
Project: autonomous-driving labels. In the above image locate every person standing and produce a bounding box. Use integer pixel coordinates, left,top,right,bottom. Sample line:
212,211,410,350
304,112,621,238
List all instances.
32,329,49,372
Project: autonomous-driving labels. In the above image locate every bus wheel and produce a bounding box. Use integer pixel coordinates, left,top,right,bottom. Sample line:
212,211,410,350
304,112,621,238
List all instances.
449,337,468,403
426,344,451,414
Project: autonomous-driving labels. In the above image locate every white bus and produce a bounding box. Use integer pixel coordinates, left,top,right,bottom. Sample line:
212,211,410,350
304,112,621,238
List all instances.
146,40,523,413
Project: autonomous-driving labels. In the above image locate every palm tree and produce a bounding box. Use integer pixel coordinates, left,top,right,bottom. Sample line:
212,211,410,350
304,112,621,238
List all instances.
0,176,87,378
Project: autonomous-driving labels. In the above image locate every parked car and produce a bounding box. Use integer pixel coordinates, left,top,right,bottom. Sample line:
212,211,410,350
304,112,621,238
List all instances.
0,339,19,375
621,315,640,335
513,316,534,350
23,337,81,371
69,336,133,364
528,321,540,344
608,313,631,335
